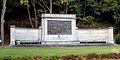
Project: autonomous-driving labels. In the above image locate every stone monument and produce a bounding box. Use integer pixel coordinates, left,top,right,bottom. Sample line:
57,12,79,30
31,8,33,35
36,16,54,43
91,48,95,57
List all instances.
41,14,77,44
10,14,114,45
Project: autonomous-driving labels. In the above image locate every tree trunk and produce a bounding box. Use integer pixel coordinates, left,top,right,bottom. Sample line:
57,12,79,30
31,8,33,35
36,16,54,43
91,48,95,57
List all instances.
50,0,52,13
65,3,68,14
27,5,34,28
38,2,46,13
1,0,7,47
84,0,86,17
32,3,38,28
41,0,50,13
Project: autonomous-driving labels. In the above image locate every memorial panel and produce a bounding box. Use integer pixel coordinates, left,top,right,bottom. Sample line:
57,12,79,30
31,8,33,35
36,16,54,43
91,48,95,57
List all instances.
47,20,72,35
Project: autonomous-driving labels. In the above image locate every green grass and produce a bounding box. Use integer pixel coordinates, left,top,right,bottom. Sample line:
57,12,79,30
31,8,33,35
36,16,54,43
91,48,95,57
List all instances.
0,46,120,58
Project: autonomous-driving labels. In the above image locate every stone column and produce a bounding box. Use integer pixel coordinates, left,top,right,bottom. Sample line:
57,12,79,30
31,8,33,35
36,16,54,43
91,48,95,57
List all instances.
10,25,15,45
108,27,114,44
75,27,79,41
39,26,42,43
41,14,46,42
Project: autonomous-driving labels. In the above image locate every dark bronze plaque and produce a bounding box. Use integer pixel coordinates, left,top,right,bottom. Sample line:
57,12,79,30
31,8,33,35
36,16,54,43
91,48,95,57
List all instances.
47,20,72,35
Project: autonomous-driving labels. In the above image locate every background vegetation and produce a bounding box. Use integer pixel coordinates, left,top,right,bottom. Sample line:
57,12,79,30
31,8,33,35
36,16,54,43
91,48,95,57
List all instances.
0,0,120,44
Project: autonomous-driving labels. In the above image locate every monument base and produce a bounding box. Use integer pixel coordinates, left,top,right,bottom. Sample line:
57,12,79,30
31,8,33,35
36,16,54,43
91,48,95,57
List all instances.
41,41,80,45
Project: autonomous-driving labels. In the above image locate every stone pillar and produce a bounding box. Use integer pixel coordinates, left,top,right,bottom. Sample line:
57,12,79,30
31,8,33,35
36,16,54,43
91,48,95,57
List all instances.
108,27,114,44
10,25,15,45
75,27,79,41
41,16,45,42
39,26,42,42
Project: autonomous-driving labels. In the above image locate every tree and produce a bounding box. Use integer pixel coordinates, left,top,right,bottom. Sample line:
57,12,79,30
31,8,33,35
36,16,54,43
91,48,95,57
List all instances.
1,0,7,47
40,0,52,13
60,0,75,14
20,0,34,28
31,0,38,28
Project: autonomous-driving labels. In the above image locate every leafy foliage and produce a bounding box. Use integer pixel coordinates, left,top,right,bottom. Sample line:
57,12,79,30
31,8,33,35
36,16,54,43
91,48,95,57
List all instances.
20,0,29,5
1,0,120,43
0,53,120,60
115,33,120,44
5,0,120,28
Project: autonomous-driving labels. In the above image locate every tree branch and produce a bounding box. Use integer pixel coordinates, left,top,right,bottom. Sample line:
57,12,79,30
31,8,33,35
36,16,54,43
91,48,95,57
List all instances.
38,2,47,13
41,0,50,13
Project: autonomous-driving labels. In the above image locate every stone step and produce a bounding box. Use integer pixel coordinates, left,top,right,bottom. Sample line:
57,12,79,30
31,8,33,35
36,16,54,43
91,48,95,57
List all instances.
8,43,116,48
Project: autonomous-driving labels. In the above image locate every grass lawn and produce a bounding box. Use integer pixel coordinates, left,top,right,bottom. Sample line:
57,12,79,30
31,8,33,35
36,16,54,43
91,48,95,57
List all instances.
0,46,120,58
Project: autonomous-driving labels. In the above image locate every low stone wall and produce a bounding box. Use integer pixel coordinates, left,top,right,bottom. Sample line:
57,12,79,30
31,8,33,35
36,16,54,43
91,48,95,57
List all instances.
76,27,114,44
10,26,42,45
10,26,114,45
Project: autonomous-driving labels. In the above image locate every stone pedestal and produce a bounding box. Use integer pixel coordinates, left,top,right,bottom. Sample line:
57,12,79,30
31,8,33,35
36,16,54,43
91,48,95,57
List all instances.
108,27,114,44
10,25,15,45
41,14,76,44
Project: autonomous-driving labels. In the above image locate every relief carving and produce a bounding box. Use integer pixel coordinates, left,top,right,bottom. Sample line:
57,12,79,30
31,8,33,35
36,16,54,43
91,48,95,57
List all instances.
47,20,72,35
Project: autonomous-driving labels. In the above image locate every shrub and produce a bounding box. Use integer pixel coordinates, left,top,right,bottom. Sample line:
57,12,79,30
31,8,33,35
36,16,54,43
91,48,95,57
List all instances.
61,55,81,60
86,53,99,58
115,33,120,44
33,55,42,60
16,56,32,60
1,56,12,60
100,53,117,59
0,54,120,60
43,56,60,60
